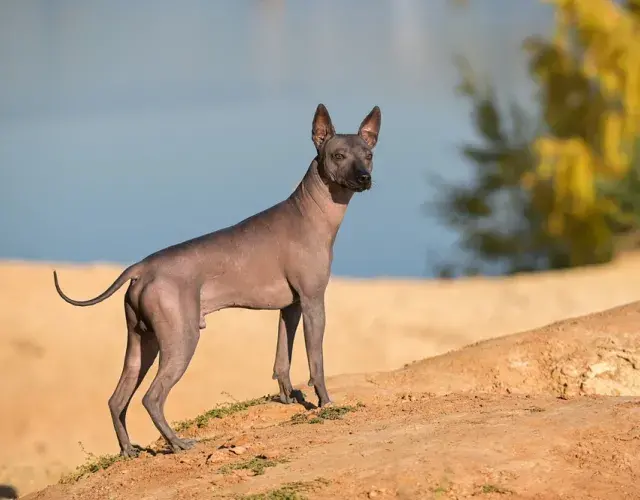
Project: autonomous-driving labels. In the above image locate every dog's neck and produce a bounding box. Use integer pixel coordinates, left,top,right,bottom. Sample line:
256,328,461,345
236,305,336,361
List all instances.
290,158,353,237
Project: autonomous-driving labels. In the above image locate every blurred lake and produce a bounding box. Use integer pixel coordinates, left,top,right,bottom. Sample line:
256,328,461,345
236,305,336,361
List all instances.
0,0,553,277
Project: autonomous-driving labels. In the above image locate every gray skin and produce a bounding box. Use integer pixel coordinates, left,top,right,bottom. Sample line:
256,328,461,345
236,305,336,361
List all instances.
53,103,381,458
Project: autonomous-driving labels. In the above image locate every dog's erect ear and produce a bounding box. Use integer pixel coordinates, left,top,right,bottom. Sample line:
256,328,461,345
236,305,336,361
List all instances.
358,106,381,149
312,103,335,151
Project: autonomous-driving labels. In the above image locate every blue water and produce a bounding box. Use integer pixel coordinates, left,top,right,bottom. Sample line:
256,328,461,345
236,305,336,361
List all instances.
0,0,552,277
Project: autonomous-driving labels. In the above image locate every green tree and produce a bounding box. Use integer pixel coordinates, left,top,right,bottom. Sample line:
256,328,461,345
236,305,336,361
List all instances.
434,0,640,276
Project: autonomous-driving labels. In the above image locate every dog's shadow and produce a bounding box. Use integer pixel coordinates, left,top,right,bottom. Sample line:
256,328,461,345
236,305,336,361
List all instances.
0,484,18,499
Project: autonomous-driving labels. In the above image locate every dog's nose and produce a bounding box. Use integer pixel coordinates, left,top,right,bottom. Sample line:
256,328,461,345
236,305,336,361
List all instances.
358,172,371,184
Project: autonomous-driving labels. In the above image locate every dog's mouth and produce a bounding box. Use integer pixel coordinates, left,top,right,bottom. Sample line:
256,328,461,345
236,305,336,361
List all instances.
341,180,372,193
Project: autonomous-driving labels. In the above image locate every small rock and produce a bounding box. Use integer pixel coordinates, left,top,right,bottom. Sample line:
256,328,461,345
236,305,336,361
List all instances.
179,457,192,464
229,446,247,455
259,449,280,460
233,468,254,479
205,450,227,464
561,365,580,378
587,362,615,377
368,490,379,498
209,473,224,484
229,435,250,447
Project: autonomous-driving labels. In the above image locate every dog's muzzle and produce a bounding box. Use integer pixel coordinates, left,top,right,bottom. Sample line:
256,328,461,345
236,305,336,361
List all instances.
349,170,371,192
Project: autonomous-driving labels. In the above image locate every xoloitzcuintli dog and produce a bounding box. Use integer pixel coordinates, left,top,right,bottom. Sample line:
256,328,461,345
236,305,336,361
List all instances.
53,103,382,457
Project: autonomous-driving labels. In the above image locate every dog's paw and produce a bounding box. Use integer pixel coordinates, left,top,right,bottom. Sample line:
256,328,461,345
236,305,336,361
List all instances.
170,438,197,453
120,445,141,458
279,392,294,404
276,379,295,404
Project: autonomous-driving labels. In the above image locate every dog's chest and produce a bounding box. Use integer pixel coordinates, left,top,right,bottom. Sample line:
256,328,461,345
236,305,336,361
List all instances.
200,269,295,313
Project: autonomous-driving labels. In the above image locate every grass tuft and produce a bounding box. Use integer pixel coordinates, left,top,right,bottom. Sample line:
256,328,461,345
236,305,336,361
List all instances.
289,403,363,425
58,443,126,484
239,487,305,500
173,395,271,432
432,478,452,496
289,412,310,425
527,406,545,413
218,455,282,476
237,479,330,500
316,404,357,420
476,484,512,495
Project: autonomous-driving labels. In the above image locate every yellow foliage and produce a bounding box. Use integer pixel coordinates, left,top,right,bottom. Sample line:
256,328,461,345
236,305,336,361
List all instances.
529,0,640,257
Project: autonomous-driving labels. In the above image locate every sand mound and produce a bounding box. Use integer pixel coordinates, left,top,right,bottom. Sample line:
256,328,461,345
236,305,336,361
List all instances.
20,301,640,500
368,301,640,399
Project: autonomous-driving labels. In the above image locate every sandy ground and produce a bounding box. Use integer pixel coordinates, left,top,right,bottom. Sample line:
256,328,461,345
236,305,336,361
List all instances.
21,300,640,500
2,256,640,498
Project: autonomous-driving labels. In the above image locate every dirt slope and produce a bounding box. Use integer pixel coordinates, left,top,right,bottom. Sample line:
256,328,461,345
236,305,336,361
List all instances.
3,256,640,496
22,301,640,500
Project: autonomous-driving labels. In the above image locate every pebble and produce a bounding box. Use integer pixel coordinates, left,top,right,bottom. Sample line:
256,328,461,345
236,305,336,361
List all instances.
220,435,251,450
259,449,280,460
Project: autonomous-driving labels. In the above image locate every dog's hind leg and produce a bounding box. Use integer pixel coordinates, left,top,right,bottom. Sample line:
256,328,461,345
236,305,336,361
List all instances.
108,302,159,458
142,328,200,452
141,285,201,453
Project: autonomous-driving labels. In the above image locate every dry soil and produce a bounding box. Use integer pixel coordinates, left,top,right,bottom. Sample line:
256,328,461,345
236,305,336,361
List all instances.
2,257,640,499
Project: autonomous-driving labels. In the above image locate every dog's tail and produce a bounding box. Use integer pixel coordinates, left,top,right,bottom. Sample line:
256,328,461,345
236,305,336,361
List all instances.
53,263,142,307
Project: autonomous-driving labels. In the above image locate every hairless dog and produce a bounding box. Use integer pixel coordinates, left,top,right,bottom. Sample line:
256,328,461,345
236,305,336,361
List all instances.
53,103,382,457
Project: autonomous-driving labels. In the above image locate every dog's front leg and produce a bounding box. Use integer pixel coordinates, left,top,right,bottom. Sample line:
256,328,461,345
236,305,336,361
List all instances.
273,302,302,404
301,293,331,407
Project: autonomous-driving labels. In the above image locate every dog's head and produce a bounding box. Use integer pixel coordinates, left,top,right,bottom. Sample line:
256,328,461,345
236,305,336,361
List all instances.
311,104,381,193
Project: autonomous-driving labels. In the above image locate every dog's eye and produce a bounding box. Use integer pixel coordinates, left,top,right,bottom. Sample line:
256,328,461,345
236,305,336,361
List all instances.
365,152,373,160
333,153,345,161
